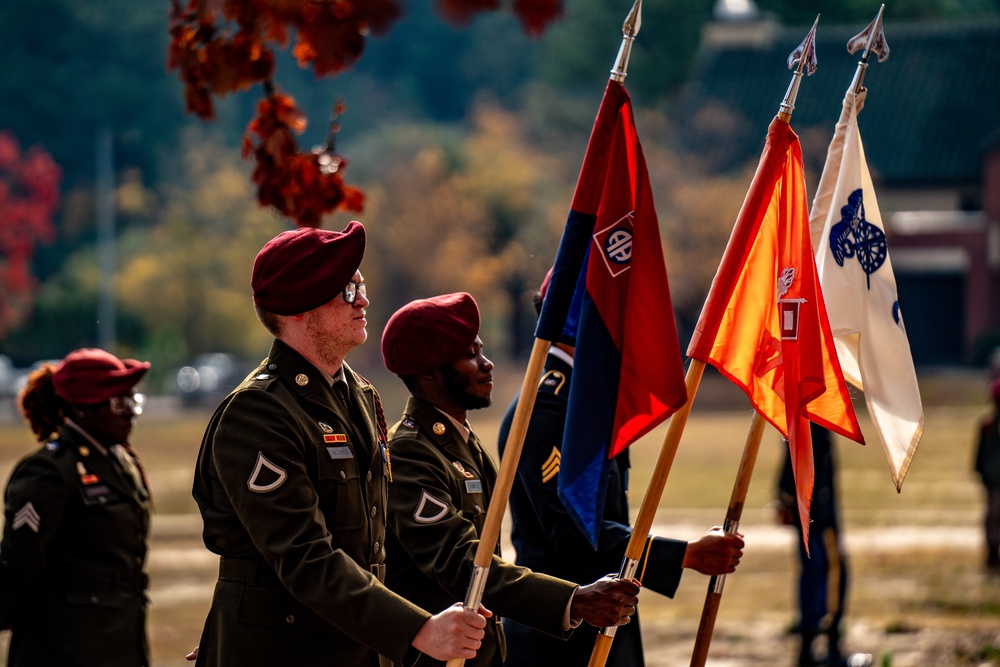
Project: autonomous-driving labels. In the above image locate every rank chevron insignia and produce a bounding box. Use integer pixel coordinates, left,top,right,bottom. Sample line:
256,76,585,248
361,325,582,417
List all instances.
541,447,561,484
13,501,40,533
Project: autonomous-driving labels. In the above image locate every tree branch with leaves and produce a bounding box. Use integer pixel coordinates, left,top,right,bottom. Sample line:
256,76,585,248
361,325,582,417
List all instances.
167,0,562,227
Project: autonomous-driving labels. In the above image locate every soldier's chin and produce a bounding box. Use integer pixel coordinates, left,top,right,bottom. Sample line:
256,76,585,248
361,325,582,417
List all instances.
464,396,492,411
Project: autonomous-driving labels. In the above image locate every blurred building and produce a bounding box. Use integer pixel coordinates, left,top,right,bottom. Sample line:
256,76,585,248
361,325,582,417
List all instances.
675,4,1000,365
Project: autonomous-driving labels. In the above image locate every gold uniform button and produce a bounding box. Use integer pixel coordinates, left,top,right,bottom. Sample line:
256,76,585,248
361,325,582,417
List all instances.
433,422,446,435
367,471,373,483
374,541,380,554
295,374,309,386
370,505,378,518
340,470,347,480
286,615,295,624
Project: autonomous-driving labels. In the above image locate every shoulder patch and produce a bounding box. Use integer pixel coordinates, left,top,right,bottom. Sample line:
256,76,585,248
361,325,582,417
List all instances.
539,370,566,396
413,489,450,524
248,452,287,493
401,417,417,430
541,446,561,483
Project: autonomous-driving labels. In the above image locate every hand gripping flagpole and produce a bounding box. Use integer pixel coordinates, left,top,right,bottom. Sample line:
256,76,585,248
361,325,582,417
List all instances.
688,21,820,667
446,6,644,666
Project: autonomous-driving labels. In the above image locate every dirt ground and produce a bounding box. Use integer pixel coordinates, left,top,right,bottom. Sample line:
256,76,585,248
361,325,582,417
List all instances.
0,367,998,666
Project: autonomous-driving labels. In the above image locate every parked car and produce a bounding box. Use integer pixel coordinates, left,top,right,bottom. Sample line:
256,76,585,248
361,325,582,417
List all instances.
175,352,250,407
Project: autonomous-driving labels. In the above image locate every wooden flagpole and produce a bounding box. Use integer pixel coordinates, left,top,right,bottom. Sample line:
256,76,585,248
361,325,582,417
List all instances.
686,19,820,665
688,411,766,666
587,359,705,667
450,5,644,666
445,338,550,667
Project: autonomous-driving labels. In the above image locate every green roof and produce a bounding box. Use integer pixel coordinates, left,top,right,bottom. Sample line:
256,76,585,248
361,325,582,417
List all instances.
673,18,1000,187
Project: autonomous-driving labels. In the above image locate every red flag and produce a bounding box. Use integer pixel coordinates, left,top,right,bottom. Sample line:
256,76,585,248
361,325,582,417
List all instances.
536,80,688,545
687,118,864,547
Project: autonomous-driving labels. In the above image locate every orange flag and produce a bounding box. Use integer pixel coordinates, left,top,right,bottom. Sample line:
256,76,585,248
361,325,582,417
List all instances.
687,117,864,546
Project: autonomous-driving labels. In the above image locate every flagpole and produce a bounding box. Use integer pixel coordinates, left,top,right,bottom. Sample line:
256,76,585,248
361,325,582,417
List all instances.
445,339,550,667
447,5,644,666
587,358,704,667
688,411,765,667
687,22,820,666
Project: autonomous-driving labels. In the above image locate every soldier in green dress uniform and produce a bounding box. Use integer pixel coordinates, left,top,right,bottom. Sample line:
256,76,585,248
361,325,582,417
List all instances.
380,292,640,667
0,348,152,666
191,223,487,667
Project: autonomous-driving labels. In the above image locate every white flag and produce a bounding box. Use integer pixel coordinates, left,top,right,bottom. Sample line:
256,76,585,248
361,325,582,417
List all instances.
809,89,924,491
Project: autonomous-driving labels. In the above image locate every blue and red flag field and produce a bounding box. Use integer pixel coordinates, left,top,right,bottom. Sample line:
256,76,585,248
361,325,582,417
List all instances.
535,80,687,547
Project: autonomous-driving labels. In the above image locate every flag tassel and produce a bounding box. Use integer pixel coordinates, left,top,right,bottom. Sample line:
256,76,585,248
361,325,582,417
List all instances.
588,360,707,667
689,411,767,667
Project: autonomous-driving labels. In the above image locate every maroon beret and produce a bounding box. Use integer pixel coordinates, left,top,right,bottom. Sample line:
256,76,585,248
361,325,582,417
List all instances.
382,292,481,376
252,221,366,316
52,348,150,405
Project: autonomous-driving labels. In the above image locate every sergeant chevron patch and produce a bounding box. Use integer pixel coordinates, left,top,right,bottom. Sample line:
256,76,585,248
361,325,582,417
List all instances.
541,447,561,483
248,452,287,492
12,501,40,533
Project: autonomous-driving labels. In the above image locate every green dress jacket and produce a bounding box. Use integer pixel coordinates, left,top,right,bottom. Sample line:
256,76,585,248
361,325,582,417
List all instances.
0,425,151,666
192,340,429,667
385,396,577,667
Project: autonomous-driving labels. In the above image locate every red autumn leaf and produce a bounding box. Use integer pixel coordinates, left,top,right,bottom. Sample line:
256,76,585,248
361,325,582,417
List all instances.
435,0,501,26
513,0,563,36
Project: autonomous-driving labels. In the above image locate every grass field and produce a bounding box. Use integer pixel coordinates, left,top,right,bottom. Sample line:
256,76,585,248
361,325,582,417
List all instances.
0,365,997,666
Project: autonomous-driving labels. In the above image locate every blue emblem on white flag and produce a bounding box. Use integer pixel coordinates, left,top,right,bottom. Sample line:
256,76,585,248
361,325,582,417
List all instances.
829,189,887,289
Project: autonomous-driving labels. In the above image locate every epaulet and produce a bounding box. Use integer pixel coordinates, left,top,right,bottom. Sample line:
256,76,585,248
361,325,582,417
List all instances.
538,369,567,396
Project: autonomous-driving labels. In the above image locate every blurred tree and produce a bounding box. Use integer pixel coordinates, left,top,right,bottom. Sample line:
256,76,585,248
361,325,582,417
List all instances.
114,129,285,381
533,0,714,103
349,102,568,359
0,131,61,340
0,0,183,190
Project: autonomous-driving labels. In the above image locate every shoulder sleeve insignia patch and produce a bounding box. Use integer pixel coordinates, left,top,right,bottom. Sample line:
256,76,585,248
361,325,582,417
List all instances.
541,446,561,484
248,452,287,493
413,489,450,524
12,502,40,533
539,370,566,395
